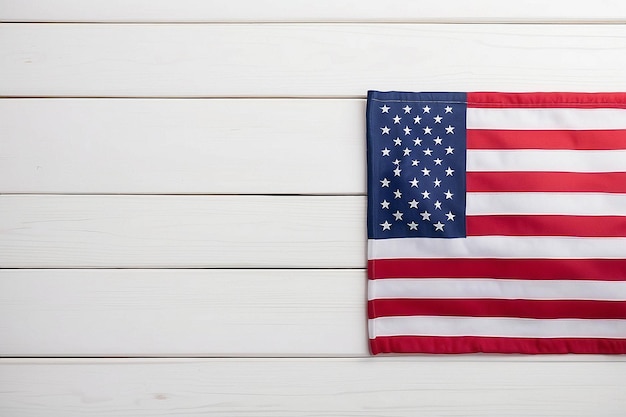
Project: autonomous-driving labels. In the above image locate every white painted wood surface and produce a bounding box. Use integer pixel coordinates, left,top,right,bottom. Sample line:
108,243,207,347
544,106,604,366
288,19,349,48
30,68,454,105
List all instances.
3,24,626,97
1,0,626,22
2,358,626,417
0,195,365,268
0,99,366,194
2,2,626,416
0,269,367,356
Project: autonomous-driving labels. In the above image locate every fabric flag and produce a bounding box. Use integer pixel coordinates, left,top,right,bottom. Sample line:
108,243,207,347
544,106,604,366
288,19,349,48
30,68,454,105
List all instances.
367,91,626,354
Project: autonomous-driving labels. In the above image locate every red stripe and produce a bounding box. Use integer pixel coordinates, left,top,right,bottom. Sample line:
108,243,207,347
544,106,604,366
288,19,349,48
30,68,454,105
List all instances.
370,335,626,354
467,129,626,150
368,259,626,280
467,172,626,193
467,92,626,109
466,215,626,237
368,299,626,320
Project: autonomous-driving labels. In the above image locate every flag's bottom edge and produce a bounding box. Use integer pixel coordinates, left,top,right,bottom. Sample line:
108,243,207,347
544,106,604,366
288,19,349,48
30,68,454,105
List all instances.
370,336,626,355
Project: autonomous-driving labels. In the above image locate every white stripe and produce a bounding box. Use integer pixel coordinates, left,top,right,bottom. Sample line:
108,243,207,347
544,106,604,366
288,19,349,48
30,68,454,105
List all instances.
369,316,626,338
467,108,626,130
466,192,626,215
368,279,626,301
467,149,626,172
368,236,626,260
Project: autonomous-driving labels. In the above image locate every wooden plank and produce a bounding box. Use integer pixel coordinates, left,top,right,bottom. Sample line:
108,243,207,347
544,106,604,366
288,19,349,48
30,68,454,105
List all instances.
0,99,366,194
2,0,626,23
0,269,367,356
3,24,626,97
0,195,365,268
2,358,626,417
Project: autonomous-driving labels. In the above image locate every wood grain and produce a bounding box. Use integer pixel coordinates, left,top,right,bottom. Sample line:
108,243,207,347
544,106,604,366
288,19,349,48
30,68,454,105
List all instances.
3,24,626,97
2,358,626,417
2,0,626,22
2,3,626,417
0,269,367,356
0,99,366,194
0,195,366,268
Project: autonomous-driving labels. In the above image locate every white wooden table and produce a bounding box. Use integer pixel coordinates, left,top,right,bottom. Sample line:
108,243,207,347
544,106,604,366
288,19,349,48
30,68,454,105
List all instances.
1,1,626,415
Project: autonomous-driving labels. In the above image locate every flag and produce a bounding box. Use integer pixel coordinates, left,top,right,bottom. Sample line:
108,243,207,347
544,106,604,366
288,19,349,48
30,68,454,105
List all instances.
367,91,626,354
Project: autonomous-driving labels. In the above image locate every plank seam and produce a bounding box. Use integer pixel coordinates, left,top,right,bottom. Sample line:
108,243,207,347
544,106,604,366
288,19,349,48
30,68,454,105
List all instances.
1,356,625,362
3,20,626,24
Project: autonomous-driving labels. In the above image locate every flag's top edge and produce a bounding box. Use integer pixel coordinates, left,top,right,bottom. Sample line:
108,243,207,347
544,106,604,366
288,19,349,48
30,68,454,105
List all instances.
368,91,626,108
469,92,626,108
368,90,466,104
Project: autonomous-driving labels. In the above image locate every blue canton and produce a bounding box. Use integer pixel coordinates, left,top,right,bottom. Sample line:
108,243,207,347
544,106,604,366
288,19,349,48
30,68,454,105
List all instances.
367,91,467,239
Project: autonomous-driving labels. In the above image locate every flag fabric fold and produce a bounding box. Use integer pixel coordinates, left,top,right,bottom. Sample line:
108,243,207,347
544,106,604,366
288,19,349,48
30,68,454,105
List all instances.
366,91,626,354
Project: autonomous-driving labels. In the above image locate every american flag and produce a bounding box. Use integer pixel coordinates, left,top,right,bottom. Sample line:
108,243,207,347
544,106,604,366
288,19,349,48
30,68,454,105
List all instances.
367,91,626,354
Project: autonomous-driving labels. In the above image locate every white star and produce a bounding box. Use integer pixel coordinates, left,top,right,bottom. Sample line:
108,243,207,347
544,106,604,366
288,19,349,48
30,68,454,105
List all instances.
393,189,402,199
433,178,441,187
423,148,433,156
445,167,454,176
413,138,422,146
433,115,443,123
381,147,391,156
444,189,454,199
380,178,390,187
407,221,419,230
393,137,402,146
433,136,443,145
409,177,419,188
392,115,401,124
393,210,404,221
393,167,402,177
433,221,445,231
403,105,412,114
411,159,420,166
380,200,390,209
422,105,431,113
380,105,390,113
403,126,412,135
421,190,431,199
420,211,431,221
392,159,401,166
413,115,422,124
433,158,443,166
445,146,454,155
403,147,412,156
434,200,442,209
446,211,456,221
381,126,390,135
380,220,392,231
444,105,453,113
445,125,455,134
421,168,431,176
423,126,432,135
408,199,419,208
